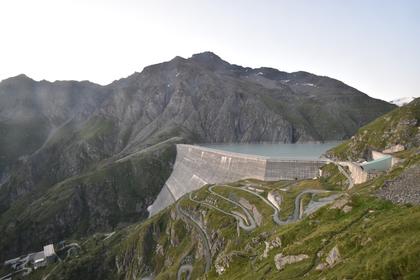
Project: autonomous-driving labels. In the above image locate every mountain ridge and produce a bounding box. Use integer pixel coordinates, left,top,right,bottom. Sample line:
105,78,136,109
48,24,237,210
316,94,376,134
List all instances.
1,51,403,105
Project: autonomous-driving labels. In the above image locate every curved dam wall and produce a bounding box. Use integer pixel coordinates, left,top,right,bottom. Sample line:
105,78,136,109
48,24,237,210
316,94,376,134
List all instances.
148,144,328,216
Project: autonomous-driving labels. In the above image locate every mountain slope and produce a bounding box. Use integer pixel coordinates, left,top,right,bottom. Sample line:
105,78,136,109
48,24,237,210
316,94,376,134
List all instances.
0,52,395,260
22,101,420,280
328,97,420,160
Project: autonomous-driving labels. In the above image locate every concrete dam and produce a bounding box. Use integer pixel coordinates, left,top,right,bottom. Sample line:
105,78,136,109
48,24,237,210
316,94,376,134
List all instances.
148,144,328,216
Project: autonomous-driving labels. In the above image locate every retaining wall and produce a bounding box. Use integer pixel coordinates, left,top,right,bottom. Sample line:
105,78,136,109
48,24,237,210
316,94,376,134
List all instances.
148,144,327,216
339,161,368,184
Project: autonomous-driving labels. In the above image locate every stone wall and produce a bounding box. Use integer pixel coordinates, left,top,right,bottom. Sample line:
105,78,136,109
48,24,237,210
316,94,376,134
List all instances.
148,144,327,216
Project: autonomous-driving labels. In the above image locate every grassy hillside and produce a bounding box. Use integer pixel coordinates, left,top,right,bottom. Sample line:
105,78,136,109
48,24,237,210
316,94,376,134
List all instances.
328,98,420,160
21,150,420,279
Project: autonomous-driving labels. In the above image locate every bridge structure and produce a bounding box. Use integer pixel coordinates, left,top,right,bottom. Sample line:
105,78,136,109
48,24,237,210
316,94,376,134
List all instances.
148,144,329,216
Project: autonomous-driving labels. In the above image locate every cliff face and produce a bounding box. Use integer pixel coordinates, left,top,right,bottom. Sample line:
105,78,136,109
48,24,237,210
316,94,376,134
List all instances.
0,52,395,260
105,52,395,148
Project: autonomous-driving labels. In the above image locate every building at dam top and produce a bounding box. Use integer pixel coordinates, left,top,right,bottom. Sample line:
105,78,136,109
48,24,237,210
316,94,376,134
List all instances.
148,144,329,216
338,149,400,185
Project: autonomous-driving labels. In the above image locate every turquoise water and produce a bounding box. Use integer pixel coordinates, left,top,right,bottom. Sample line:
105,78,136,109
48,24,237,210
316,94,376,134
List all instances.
202,142,341,160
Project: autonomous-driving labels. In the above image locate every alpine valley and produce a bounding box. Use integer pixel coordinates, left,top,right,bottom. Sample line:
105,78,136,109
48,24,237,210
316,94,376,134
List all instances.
2,52,418,280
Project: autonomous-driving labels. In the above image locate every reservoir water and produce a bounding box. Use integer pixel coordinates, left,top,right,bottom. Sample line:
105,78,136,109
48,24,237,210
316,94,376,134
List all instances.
202,142,341,160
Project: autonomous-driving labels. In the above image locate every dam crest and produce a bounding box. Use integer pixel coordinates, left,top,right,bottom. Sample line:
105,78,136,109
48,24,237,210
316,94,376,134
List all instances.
148,144,329,216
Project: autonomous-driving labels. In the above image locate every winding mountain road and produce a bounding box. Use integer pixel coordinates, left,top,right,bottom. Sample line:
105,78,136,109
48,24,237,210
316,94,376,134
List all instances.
175,183,342,276
291,190,333,220
219,185,336,225
175,201,212,273
208,185,257,230
334,162,354,189
189,192,256,231
214,184,286,225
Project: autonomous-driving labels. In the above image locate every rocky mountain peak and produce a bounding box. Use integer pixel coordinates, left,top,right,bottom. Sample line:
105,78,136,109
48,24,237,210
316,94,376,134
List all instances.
189,51,230,69
191,51,223,60
1,74,34,85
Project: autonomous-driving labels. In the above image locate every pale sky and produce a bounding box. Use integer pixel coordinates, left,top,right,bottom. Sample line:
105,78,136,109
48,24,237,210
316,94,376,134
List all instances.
0,0,419,101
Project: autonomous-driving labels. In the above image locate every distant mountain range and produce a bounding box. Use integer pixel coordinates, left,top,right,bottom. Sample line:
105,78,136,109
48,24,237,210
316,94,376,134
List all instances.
0,52,395,260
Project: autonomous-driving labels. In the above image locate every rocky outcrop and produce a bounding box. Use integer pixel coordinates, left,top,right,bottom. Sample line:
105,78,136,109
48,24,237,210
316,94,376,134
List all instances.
383,144,405,154
267,191,282,210
261,237,282,259
316,245,341,270
326,246,341,267
330,195,352,213
215,252,236,275
274,253,309,271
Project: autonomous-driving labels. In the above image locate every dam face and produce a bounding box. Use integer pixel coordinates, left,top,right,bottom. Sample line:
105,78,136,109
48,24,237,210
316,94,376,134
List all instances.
148,144,328,216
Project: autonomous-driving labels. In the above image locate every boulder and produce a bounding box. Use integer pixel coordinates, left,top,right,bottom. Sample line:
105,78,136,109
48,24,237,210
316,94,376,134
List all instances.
330,196,349,210
383,144,405,154
316,245,341,270
342,205,353,213
325,245,341,267
274,253,309,271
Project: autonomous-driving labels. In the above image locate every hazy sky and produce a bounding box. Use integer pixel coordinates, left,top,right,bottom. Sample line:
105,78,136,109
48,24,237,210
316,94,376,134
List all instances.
0,0,419,101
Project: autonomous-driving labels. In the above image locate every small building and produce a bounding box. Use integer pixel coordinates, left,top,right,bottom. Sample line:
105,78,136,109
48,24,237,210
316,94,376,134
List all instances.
29,244,56,270
360,154,393,173
43,244,56,263
338,150,398,185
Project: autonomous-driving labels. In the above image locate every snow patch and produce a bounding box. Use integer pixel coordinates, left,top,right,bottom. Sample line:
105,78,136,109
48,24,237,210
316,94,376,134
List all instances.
390,97,415,107
301,83,317,87
256,72,264,76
